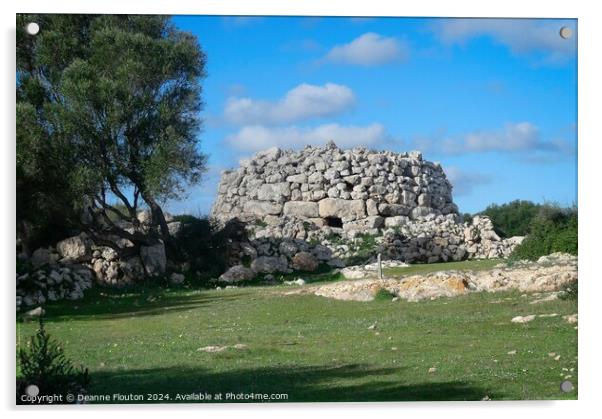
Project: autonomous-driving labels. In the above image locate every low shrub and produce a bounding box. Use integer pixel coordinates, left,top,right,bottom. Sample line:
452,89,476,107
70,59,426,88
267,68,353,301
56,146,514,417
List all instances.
17,318,90,404
510,204,577,261
559,281,578,301
479,200,542,238
374,288,396,301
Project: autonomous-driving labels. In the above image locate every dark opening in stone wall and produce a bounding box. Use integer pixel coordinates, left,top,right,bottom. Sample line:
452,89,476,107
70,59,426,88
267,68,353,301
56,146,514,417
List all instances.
324,216,343,228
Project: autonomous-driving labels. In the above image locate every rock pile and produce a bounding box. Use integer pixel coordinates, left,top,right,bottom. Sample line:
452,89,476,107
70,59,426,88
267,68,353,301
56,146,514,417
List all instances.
305,253,577,302
218,237,345,283
17,211,183,309
378,214,524,263
16,265,94,310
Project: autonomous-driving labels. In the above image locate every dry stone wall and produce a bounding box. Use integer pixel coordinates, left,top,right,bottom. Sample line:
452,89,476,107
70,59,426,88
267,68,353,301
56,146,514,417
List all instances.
212,142,458,229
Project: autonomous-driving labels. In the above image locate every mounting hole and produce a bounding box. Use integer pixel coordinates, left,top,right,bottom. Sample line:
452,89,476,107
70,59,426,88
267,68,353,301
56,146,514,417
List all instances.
25,384,40,397
560,380,574,393
559,26,572,39
25,22,39,36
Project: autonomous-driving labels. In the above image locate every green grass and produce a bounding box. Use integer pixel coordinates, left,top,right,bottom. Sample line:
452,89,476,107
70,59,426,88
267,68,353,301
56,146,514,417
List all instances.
384,258,503,277
16,260,577,403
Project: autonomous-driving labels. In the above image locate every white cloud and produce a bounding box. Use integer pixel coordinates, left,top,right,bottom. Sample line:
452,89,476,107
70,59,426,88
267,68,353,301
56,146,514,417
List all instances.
411,122,573,156
432,19,576,63
445,167,493,196
322,33,408,66
224,83,355,125
462,122,543,153
226,123,387,152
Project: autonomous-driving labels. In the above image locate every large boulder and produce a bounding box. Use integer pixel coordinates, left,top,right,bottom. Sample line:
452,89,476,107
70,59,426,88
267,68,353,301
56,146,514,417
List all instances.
378,203,411,216
56,234,91,261
243,200,283,216
318,198,366,222
137,210,152,225
218,265,256,283
292,251,319,272
30,248,59,268
168,221,182,237
251,256,288,274
343,216,384,231
283,201,319,218
140,242,166,276
120,257,145,282
257,183,291,202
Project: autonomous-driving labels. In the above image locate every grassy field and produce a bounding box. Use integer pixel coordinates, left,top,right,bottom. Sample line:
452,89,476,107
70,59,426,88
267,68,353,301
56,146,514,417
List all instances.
384,258,503,277
16,260,577,403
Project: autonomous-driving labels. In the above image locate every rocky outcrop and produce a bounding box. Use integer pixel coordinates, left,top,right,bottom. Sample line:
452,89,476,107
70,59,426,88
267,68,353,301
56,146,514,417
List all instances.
378,214,523,263
306,253,577,302
17,211,182,307
56,234,92,262
218,265,255,283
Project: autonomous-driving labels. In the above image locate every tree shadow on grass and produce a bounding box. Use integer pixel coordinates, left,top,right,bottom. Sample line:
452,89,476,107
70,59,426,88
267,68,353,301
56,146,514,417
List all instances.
18,289,248,322
89,363,499,403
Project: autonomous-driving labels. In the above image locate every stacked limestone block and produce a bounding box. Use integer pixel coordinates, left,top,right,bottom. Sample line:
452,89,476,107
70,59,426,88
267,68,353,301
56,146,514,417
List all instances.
211,143,524,269
212,142,458,231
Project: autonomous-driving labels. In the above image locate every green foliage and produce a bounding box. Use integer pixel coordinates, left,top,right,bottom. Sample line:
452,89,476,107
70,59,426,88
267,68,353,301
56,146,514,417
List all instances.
18,318,90,403
559,281,578,301
254,219,268,228
16,14,207,250
324,232,344,245
510,205,577,261
462,213,473,224
16,257,32,276
172,215,245,280
373,288,396,301
479,200,543,237
384,258,502,277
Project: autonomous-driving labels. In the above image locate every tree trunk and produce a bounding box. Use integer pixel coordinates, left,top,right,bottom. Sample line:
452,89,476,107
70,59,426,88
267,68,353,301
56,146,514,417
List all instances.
140,190,171,244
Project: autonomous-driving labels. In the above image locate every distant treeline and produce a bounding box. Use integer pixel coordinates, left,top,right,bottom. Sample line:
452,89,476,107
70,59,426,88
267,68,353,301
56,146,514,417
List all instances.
464,200,577,260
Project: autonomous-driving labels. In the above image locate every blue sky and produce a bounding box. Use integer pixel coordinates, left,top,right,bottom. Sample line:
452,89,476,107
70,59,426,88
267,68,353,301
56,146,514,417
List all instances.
166,16,577,216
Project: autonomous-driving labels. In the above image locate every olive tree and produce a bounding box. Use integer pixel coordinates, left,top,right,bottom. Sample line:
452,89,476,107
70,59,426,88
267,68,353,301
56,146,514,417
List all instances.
17,14,207,255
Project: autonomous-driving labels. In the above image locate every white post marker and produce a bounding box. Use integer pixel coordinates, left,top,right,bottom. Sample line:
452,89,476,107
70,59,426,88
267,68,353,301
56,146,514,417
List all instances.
377,253,383,280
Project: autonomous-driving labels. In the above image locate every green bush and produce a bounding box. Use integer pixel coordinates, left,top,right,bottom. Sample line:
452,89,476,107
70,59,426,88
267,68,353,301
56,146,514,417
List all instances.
172,215,246,280
559,281,578,301
510,205,577,261
17,318,90,404
462,213,473,224
479,200,542,237
374,288,396,301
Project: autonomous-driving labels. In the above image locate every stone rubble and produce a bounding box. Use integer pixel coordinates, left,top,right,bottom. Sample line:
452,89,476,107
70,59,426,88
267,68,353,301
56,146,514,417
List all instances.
17,211,182,309
16,264,94,311
303,253,577,302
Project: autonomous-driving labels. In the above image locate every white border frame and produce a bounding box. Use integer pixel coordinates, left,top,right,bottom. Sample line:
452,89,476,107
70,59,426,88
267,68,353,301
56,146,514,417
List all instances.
2,1,600,418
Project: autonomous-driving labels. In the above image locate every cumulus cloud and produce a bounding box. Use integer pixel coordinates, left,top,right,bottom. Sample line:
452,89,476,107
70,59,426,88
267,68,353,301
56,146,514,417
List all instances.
411,122,573,156
322,33,409,66
224,83,355,125
445,167,493,196
431,18,576,63
225,123,387,152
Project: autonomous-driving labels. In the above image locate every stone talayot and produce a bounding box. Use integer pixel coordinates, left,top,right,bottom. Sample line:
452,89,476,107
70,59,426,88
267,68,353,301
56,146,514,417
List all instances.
212,143,458,227
211,143,523,265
